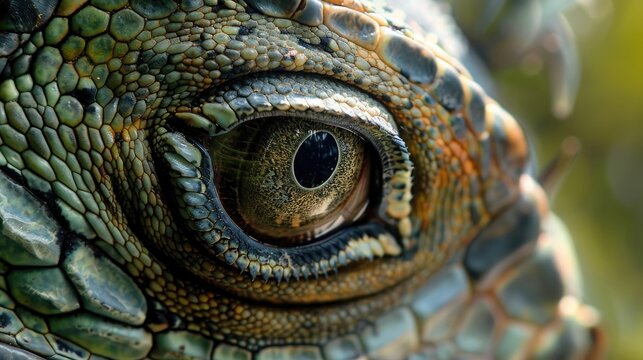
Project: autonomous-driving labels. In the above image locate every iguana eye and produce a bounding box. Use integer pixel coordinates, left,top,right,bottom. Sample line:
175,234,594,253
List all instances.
151,73,414,302
211,118,372,246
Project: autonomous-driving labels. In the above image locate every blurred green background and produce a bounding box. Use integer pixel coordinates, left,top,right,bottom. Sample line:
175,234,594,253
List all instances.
487,0,643,358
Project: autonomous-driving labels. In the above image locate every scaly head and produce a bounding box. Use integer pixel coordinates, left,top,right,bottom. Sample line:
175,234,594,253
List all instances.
0,1,599,359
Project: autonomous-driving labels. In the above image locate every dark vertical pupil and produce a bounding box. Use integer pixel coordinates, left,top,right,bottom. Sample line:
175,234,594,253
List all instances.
293,131,339,189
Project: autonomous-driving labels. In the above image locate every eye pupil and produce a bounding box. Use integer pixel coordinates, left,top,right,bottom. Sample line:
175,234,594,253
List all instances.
293,131,339,189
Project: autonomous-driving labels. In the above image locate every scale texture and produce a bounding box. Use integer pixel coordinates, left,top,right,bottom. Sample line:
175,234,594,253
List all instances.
0,0,600,359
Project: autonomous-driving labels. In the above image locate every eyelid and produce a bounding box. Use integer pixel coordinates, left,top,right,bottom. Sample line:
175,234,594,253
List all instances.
172,73,399,137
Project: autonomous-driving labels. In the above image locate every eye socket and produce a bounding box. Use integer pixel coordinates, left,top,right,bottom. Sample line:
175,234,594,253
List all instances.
152,73,414,296
211,118,372,246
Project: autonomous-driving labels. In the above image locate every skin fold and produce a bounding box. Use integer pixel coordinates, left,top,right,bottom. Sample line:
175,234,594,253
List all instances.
0,0,601,359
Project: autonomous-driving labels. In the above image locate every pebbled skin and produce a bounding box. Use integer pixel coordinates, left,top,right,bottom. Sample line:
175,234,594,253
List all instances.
0,0,601,359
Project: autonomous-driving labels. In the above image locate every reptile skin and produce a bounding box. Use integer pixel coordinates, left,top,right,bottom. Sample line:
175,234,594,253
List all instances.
0,0,600,359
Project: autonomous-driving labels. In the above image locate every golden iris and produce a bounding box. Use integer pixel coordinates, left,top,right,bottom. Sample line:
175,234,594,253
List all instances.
211,118,372,246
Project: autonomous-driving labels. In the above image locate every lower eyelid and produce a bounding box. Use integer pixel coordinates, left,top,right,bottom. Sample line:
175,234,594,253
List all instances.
156,121,406,277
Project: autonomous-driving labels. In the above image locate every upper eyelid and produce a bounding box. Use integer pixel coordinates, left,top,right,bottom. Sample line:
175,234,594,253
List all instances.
171,72,399,137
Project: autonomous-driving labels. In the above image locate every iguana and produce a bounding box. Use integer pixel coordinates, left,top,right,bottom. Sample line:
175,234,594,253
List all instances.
0,0,601,359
